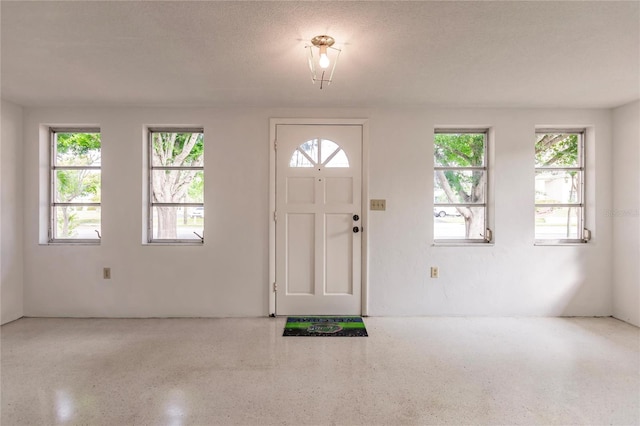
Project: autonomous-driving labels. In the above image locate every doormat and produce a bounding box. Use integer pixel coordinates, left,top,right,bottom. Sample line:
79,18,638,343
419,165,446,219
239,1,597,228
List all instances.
283,316,368,337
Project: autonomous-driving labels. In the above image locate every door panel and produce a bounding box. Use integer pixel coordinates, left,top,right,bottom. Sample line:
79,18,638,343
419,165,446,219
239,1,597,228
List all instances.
275,124,362,315
287,177,315,204
286,214,315,295
325,214,353,295
325,177,353,204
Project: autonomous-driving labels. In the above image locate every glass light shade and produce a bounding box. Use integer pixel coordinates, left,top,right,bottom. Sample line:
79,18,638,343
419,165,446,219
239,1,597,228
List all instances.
306,37,341,89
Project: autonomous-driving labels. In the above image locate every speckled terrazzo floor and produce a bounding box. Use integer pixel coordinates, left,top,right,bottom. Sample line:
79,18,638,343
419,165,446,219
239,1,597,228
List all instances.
2,317,638,425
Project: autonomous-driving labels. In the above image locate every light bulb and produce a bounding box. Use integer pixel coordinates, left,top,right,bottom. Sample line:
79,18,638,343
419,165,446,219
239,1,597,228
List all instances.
318,46,330,69
319,53,330,69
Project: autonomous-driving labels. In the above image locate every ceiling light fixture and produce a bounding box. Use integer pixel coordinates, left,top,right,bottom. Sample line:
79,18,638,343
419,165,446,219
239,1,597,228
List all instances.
307,35,341,89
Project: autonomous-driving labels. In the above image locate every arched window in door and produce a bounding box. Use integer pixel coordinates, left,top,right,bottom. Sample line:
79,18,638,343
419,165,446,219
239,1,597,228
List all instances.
289,138,349,168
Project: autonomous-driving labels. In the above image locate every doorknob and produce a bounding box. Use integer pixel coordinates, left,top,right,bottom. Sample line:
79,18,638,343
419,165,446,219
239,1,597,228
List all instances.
353,214,360,221
353,226,362,233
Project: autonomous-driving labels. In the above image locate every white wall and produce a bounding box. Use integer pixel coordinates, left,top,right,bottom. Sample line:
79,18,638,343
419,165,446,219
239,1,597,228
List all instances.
612,100,640,326
1,100,24,324
22,106,613,317
368,108,611,316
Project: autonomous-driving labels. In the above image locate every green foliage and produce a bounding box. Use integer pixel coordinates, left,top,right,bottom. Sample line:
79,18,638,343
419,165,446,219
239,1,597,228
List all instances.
151,132,203,201
56,132,101,163
54,132,101,237
152,132,204,167
434,133,484,167
151,132,204,238
55,132,101,201
187,170,204,202
56,170,100,203
57,208,79,237
535,133,581,238
435,134,485,204
535,134,578,167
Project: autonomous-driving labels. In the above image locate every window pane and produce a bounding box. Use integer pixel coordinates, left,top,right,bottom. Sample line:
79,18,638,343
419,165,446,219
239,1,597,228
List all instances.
53,206,101,239
290,149,314,167
535,207,581,240
299,139,319,164
434,207,485,240
535,133,579,168
535,170,582,204
325,150,349,168
55,132,101,166
151,170,203,203
152,206,203,240
320,139,340,164
187,206,204,219
320,139,340,163
151,132,204,167
434,133,485,167
55,170,101,203
433,206,463,218
434,170,486,204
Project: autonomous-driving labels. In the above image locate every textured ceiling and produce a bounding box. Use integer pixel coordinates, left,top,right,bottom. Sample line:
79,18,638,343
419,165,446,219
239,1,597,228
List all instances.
1,1,639,108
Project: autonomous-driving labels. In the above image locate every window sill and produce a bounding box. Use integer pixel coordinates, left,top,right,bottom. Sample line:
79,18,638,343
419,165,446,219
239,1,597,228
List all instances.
534,242,588,246
432,242,494,247
144,242,204,246
43,242,101,246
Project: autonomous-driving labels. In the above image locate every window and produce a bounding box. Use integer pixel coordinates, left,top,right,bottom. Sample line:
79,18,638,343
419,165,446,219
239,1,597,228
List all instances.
148,128,204,243
535,130,588,243
50,128,101,243
434,129,491,243
289,138,349,168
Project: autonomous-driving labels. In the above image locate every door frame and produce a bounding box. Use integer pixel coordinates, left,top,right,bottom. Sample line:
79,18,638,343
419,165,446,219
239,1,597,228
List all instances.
269,118,369,317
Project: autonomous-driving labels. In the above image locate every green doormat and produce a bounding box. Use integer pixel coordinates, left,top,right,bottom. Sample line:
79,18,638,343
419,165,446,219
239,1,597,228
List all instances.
283,316,368,337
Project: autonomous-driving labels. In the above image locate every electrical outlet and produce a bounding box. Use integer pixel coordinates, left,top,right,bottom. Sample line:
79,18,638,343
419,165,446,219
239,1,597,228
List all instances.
103,267,111,279
370,199,386,211
430,267,439,278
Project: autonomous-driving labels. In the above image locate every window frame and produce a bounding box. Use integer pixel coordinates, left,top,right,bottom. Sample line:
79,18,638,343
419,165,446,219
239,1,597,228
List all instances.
49,127,102,244
433,128,492,244
147,127,204,244
534,128,588,244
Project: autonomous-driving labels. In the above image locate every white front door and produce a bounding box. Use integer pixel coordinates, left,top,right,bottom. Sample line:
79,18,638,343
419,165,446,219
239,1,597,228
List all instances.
275,124,362,315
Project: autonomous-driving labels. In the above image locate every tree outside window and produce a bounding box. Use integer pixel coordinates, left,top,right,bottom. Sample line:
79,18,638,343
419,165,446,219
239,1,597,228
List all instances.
149,129,204,242
535,131,586,242
51,129,101,242
434,130,489,242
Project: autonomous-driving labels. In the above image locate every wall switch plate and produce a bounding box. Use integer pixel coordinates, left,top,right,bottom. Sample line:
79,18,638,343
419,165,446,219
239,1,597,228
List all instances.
103,267,111,279
370,199,386,211
430,267,439,278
